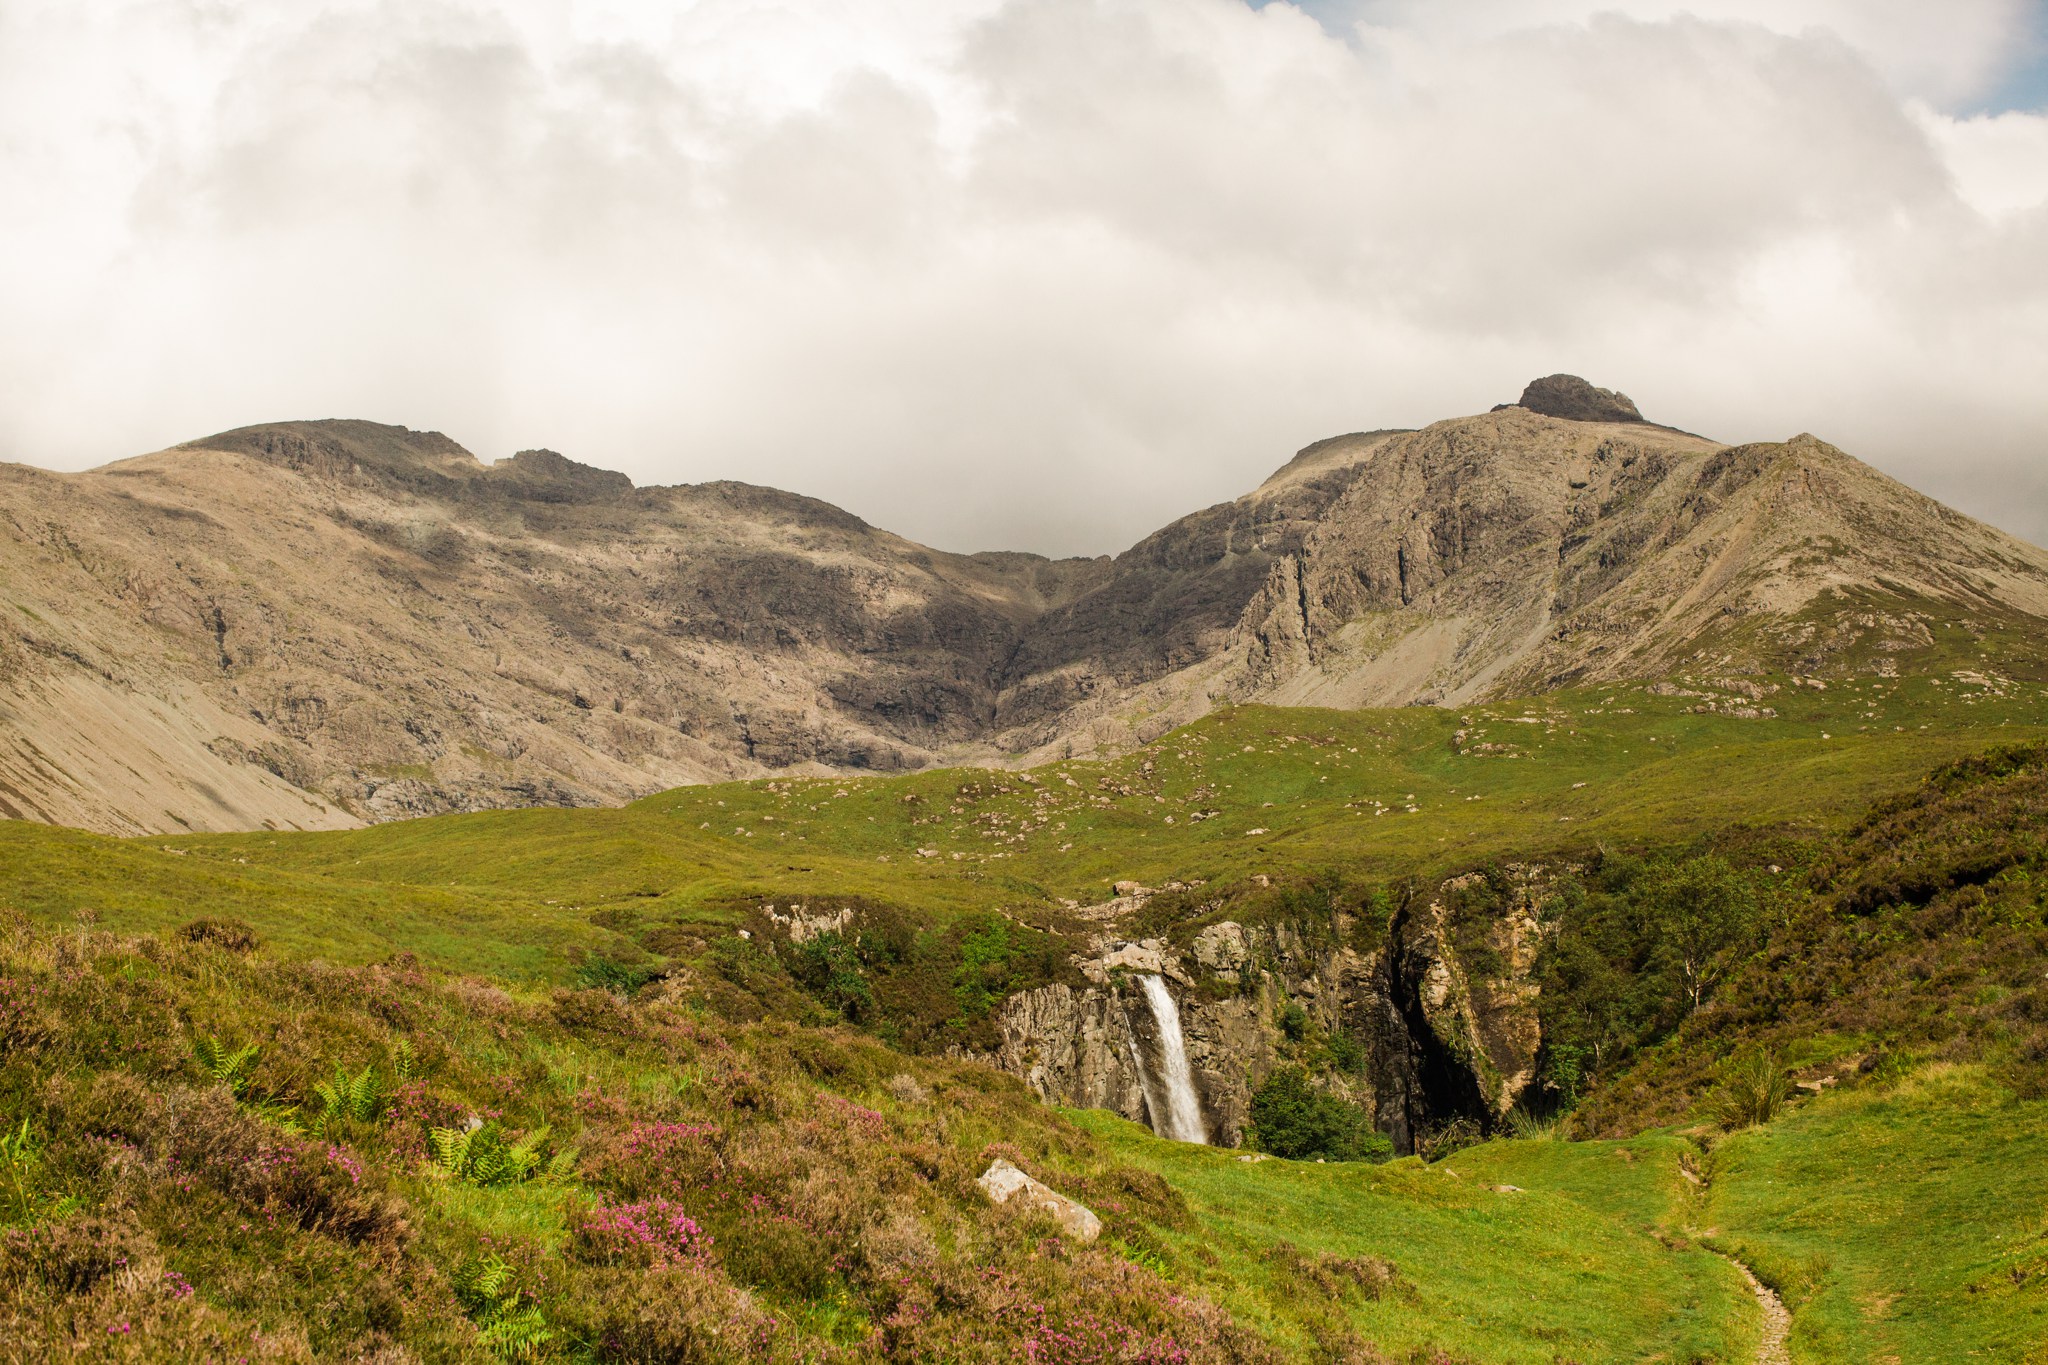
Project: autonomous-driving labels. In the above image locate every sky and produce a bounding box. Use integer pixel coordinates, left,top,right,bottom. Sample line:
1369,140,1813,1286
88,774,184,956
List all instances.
1,0,2045,557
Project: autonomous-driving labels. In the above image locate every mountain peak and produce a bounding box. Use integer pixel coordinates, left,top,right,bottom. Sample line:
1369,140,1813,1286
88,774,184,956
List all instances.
1507,374,1645,424
487,448,634,502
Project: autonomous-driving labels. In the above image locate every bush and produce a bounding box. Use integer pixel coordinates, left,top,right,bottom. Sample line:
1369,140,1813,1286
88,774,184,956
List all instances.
179,918,259,952
951,919,1016,1019
1324,1031,1365,1074
790,932,875,1022
590,1262,781,1362
572,1199,714,1268
1716,1051,1790,1130
1276,1001,1308,1042
1,1211,156,1294
1247,1068,1391,1163
577,955,655,996
1416,1118,1485,1163
1262,1240,1401,1302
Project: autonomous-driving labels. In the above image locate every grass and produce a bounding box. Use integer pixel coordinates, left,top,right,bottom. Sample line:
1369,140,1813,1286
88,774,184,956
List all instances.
1703,1065,2048,1364
3,671,2048,1357
5,674,2045,991
1077,1109,1753,1363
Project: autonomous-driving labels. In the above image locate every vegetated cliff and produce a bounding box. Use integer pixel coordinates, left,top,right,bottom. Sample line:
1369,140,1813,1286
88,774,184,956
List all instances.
7,378,2048,834
975,869,1556,1154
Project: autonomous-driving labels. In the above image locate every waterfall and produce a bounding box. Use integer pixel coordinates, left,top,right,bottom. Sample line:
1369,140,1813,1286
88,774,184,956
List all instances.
1133,975,1208,1144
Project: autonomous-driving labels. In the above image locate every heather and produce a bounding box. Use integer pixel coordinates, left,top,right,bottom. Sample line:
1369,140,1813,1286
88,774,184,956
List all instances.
4,695,2048,1360
0,913,1282,1362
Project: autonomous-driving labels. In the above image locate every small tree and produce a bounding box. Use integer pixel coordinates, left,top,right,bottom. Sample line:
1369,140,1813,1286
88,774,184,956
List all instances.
1248,1067,1392,1163
1640,857,1760,1013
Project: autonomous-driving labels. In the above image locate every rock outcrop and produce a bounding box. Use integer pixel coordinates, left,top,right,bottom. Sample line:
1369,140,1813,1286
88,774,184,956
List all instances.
978,869,1556,1154
1511,373,1646,424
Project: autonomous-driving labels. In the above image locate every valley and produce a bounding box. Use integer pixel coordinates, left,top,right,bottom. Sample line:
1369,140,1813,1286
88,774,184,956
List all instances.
3,673,2046,1360
3,382,2046,1360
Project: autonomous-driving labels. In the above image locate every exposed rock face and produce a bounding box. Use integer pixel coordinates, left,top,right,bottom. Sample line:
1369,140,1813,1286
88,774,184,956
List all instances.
1383,872,1548,1145
7,398,2048,834
979,870,1554,1153
1512,374,1645,424
976,1160,1102,1242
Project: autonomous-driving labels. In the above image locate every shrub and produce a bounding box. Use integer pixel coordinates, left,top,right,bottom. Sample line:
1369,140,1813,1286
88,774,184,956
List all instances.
1276,1001,1308,1042
179,918,259,952
1,1211,156,1294
1247,1068,1391,1163
587,1121,725,1200
573,1199,714,1268
1262,1240,1402,1302
1324,1031,1365,1074
790,932,875,1022
1416,1118,1484,1164
1715,1051,1790,1130
577,955,654,996
590,1262,780,1362
951,919,1016,1019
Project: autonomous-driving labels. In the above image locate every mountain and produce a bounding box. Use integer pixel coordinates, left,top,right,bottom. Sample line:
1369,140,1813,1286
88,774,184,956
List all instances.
5,378,2047,834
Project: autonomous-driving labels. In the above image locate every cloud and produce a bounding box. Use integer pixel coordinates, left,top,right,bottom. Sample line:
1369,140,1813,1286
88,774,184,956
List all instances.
0,0,2045,555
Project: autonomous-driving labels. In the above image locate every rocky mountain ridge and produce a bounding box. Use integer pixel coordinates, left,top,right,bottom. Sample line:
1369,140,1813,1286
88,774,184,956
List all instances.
5,379,2048,834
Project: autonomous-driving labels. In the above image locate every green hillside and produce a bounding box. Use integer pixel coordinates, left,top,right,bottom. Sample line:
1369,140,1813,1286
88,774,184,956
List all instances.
3,673,2048,1360
8,672,2045,989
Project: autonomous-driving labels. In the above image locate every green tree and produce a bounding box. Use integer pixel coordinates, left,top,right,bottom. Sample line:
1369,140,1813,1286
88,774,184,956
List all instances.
1248,1066,1391,1163
791,931,875,1022
1640,856,1760,1013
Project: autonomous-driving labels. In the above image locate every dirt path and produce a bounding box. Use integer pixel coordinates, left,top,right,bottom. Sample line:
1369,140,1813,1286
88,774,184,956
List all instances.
1682,1154,1791,1365
1719,1251,1792,1365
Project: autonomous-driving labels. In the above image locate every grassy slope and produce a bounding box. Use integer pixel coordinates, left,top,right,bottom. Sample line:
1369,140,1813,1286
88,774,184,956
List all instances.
0,907,1771,1363
1704,1066,2048,1364
5,673,2045,983
1078,1111,1754,1364
4,674,2048,1359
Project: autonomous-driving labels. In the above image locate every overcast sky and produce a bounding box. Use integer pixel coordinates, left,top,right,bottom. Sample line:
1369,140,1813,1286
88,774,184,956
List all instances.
2,0,2045,556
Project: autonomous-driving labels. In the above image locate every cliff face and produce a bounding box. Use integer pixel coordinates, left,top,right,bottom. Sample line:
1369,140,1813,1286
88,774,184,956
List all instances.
977,870,1555,1153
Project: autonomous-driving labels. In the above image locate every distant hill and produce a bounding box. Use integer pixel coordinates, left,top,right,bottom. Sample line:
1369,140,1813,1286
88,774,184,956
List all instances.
5,379,2047,834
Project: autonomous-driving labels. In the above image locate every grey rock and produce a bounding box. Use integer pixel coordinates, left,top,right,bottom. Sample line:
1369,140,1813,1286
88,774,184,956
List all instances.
976,1159,1102,1241
1513,374,1645,424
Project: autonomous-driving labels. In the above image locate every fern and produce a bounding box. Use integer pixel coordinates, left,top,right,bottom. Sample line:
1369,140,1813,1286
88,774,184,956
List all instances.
392,1038,420,1083
314,1062,383,1130
0,1116,40,1222
428,1124,480,1177
453,1254,554,1360
429,1122,556,1187
247,1098,306,1137
501,1124,551,1183
193,1036,260,1098
539,1147,579,1186
478,1304,552,1360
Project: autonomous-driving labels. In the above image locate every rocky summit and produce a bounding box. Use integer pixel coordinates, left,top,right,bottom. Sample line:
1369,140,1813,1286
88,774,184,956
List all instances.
4,383,2047,835
1509,373,1647,424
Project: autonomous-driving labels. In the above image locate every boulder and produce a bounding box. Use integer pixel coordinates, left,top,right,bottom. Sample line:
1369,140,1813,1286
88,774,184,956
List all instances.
1192,920,1251,973
976,1159,1103,1242
1512,374,1645,424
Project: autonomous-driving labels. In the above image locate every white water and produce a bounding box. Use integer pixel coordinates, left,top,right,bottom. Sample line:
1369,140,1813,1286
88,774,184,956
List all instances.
1136,975,1207,1144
